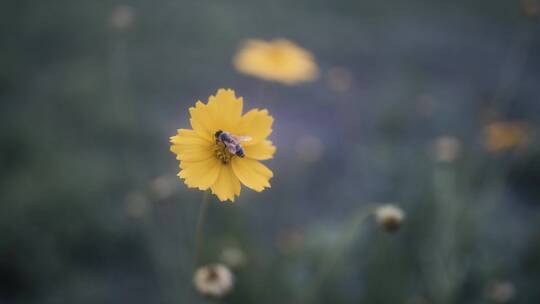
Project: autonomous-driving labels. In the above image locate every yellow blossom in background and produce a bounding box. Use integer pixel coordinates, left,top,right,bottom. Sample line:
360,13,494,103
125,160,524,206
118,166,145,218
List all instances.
233,39,319,85
483,122,529,152
170,89,276,202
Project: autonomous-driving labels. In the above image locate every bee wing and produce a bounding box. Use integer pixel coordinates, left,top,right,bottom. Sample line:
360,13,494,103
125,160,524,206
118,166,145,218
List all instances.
226,144,238,154
233,135,252,142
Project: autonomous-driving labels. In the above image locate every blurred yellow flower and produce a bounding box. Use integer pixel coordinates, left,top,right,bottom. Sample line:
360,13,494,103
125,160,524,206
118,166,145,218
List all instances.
233,39,319,85
483,122,529,152
170,89,276,202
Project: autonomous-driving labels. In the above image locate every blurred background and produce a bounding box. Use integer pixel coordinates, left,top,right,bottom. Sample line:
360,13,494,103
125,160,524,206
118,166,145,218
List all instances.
1,0,540,303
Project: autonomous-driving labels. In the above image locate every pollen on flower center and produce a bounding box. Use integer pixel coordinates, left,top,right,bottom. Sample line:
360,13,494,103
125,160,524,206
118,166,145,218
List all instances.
214,141,233,164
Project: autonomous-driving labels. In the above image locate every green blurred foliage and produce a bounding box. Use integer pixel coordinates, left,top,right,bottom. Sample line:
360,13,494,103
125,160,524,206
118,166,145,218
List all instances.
1,0,540,303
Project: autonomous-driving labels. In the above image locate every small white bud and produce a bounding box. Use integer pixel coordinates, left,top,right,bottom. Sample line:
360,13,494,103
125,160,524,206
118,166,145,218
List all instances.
433,136,461,162
375,204,405,232
193,264,234,298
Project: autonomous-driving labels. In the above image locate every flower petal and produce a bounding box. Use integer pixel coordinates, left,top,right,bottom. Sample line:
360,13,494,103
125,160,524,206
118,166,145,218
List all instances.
189,101,217,141
171,129,212,144
243,140,276,160
189,89,244,140
211,165,241,202
231,157,273,192
171,145,214,162
170,129,214,162
179,158,221,190
208,89,243,132
236,109,273,145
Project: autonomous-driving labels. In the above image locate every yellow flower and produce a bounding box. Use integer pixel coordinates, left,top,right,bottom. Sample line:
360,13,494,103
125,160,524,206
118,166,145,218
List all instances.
483,121,529,152
233,39,319,85
170,89,276,202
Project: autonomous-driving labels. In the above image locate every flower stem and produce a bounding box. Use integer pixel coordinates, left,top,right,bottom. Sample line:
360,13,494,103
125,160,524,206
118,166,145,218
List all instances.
427,162,463,304
303,205,377,302
194,190,211,267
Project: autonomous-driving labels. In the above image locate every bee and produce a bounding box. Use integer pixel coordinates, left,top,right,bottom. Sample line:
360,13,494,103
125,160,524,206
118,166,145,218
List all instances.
215,130,252,158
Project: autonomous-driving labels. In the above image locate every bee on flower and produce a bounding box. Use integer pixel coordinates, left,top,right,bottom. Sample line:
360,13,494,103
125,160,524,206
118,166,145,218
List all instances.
170,89,276,202
233,39,319,85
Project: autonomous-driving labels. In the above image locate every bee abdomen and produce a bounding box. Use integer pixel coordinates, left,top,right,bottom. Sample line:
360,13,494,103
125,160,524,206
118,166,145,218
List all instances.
235,148,245,157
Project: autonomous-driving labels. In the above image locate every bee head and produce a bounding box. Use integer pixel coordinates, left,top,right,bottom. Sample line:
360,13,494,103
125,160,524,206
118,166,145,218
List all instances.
214,130,223,138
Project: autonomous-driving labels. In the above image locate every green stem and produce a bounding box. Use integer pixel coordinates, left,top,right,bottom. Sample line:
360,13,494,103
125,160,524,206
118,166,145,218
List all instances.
303,205,378,303
429,163,461,304
194,191,211,267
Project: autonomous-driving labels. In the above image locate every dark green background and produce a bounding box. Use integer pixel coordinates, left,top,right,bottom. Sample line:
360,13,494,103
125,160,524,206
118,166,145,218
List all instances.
1,0,540,303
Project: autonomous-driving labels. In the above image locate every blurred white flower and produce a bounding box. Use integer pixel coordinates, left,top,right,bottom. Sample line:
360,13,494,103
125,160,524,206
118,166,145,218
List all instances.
433,136,461,162
220,247,246,268
521,0,539,18
193,264,234,298
375,204,405,232
150,175,178,200
110,5,135,31
485,280,515,303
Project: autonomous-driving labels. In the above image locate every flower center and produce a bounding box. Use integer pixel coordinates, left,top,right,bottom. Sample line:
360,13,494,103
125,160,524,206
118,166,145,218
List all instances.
268,47,288,65
214,141,233,164
206,266,219,281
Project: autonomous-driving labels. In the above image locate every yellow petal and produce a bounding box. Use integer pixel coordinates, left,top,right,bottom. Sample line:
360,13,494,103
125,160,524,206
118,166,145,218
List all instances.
188,89,244,139
236,109,273,145
189,101,216,141
231,157,273,192
211,165,241,202
170,129,214,162
244,140,276,160
171,129,212,145
208,89,243,132
171,145,214,162
179,158,221,190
